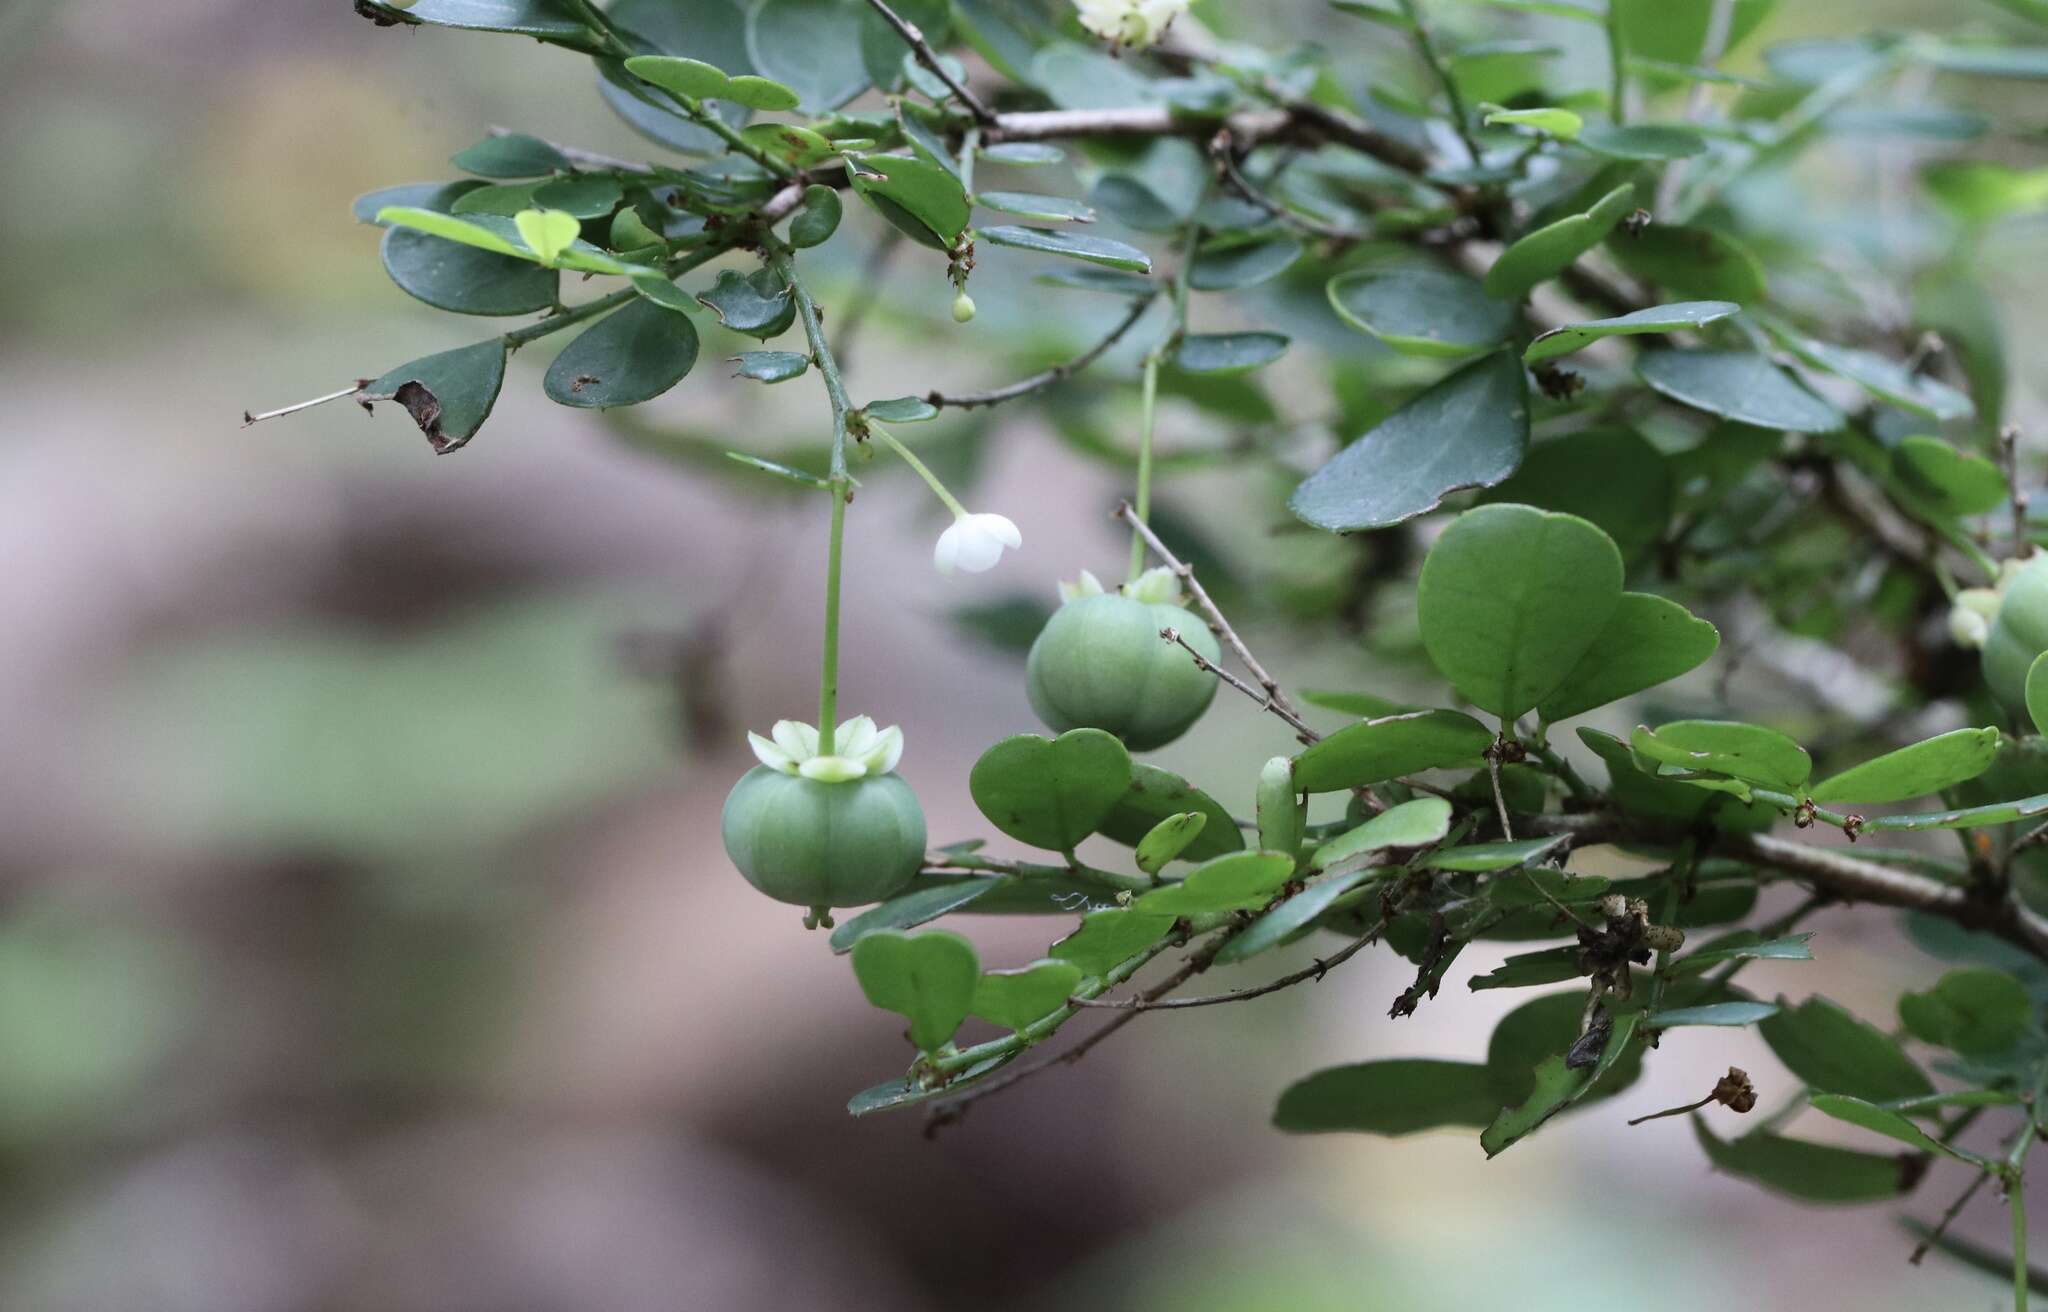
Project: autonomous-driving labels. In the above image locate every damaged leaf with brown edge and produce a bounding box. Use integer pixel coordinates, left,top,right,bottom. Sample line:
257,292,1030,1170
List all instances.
360,338,509,453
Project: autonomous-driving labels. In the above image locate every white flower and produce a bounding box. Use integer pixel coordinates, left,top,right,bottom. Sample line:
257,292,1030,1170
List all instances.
1075,0,1188,48
747,716,905,779
1058,568,1107,603
934,512,1022,575
1951,588,2001,650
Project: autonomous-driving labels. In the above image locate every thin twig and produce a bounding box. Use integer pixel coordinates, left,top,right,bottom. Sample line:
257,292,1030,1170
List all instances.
1068,918,1387,1012
242,384,366,427
926,294,1156,409
1486,746,1515,842
1118,501,1315,735
1913,1166,1998,1265
861,0,996,124
1162,626,1318,744
2005,424,2030,557
1209,129,1361,243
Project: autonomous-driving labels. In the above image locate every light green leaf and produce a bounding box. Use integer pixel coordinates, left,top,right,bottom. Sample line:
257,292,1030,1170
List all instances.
1537,593,1719,721
1523,300,1739,364
725,74,803,110
1289,352,1530,531
513,208,580,265
968,729,1132,852
1051,908,1176,976
1135,812,1209,875
1326,267,1516,358
970,959,1084,1031
625,54,731,99
1273,1060,1499,1135
849,153,972,248
2032,653,2048,739
1425,836,1568,873
1484,106,1583,137
1292,710,1493,793
1133,851,1296,916
1810,1094,1985,1165
975,191,1096,222
1482,1011,1641,1156
1417,504,1625,720
851,929,981,1053
1483,183,1635,301
1893,437,2008,519
1631,720,1811,791
1312,797,1455,869
1809,728,2002,805
1670,933,1815,974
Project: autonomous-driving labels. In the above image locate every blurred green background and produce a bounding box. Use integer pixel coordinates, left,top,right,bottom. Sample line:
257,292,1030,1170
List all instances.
0,0,2043,1307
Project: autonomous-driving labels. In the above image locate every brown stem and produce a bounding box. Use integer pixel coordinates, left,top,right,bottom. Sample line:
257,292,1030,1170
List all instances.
861,0,997,124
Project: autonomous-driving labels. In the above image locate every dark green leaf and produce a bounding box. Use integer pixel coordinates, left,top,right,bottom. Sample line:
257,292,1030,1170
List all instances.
696,267,797,338
1482,1011,1641,1155
1213,867,1379,966
1670,933,1815,973
1578,123,1707,159
1644,1000,1779,1027
746,0,871,108
1537,593,1719,722
1759,995,1935,1101
864,396,941,424
1189,238,1304,291
847,1053,1013,1114
1523,300,1740,364
451,132,570,178
1476,428,1673,563
1327,267,1515,358
1638,350,1843,432
1289,352,1531,532
1173,332,1289,375
381,217,559,317
976,190,1095,222
789,184,844,248
968,729,1132,852
362,339,509,454
1097,763,1246,862
1469,946,1584,991
600,0,754,154
1693,1118,1921,1204
1607,225,1767,302
830,880,998,952
732,350,810,383
1893,438,2008,519
980,225,1153,272
1426,837,1570,873
850,153,972,247
363,0,589,40
1897,968,2033,1057
1484,183,1635,301
1273,1060,1499,1135
544,298,701,409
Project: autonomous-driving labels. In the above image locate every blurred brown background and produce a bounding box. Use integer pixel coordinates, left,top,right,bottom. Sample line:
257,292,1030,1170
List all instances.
1,0,2043,1307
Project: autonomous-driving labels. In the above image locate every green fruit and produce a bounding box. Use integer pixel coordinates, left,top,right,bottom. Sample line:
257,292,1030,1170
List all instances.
1025,593,1220,751
721,767,926,908
1984,556,2048,714
952,291,977,323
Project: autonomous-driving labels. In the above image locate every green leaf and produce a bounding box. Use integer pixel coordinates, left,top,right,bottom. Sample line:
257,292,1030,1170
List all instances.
1809,1094,1961,1159
1133,851,1296,916
1483,182,1635,301
830,880,998,952
847,1053,1014,1114
1644,1000,1779,1027
1326,268,1516,359
377,207,632,276
696,267,797,339
1631,720,1810,791
363,0,590,40
1417,503,1625,721
1922,43,2048,79
1578,123,1707,159
2031,653,2048,738
1612,0,1773,69
1484,106,1583,138
849,153,972,248
1173,332,1289,375
451,132,570,178
1476,428,1673,563
725,74,803,110
746,0,872,108
979,225,1153,272
975,191,1096,222
625,54,732,100
850,929,980,1053
1482,1011,1641,1156
1299,689,1415,719
1273,1060,1499,1135
1893,437,2008,519
1607,225,1767,302
1898,968,2033,1057
1288,352,1530,531
1924,161,2048,227
724,452,831,490
1213,866,1379,966
1809,728,2001,805
1486,991,1644,1106
1638,350,1843,432
1292,710,1493,793
1425,837,1568,873
1759,995,1935,1101
1189,238,1304,291
789,184,843,248
970,959,1084,1030
1536,593,1719,721
1770,330,1975,423
536,175,624,219
741,121,835,167
1670,933,1815,974
362,339,509,454
1312,797,1455,869
1134,812,1209,876
544,298,701,409
863,396,941,424
379,186,558,317
731,350,810,383
598,0,755,154
968,729,1132,852
1051,908,1176,976
1523,300,1739,364
1469,946,1584,990
513,208,579,265
1097,763,1246,861
1693,1118,1922,1204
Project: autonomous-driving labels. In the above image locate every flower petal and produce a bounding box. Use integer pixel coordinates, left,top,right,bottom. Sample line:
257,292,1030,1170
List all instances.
933,521,963,575
836,715,879,758
865,724,905,774
975,512,1022,548
748,731,799,774
771,719,818,759
799,755,868,783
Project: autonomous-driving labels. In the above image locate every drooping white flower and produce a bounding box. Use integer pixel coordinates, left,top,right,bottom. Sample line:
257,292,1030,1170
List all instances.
1074,0,1189,48
934,512,1022,575
747,716,906,779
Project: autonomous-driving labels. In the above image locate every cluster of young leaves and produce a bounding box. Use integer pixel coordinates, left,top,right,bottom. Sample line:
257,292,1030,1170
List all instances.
314,0,2048,1291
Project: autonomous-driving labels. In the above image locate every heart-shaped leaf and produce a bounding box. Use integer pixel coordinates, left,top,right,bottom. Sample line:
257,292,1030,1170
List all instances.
970,959,1085,1031
850,929,981,1053
1133,851,1296,916
1312,797,1454,869
1050,908,1176,976
968,729,1132,852
1809,727,2002,805
1418,504,1625,721
1293,710,1493,793
1536,592,1719,722
513,207,580,265
1289,352,1530,532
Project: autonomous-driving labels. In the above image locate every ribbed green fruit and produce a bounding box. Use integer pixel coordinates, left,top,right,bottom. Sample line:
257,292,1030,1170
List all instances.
1984,556,2048,714
720,767,926,908
1025,593,1220,751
